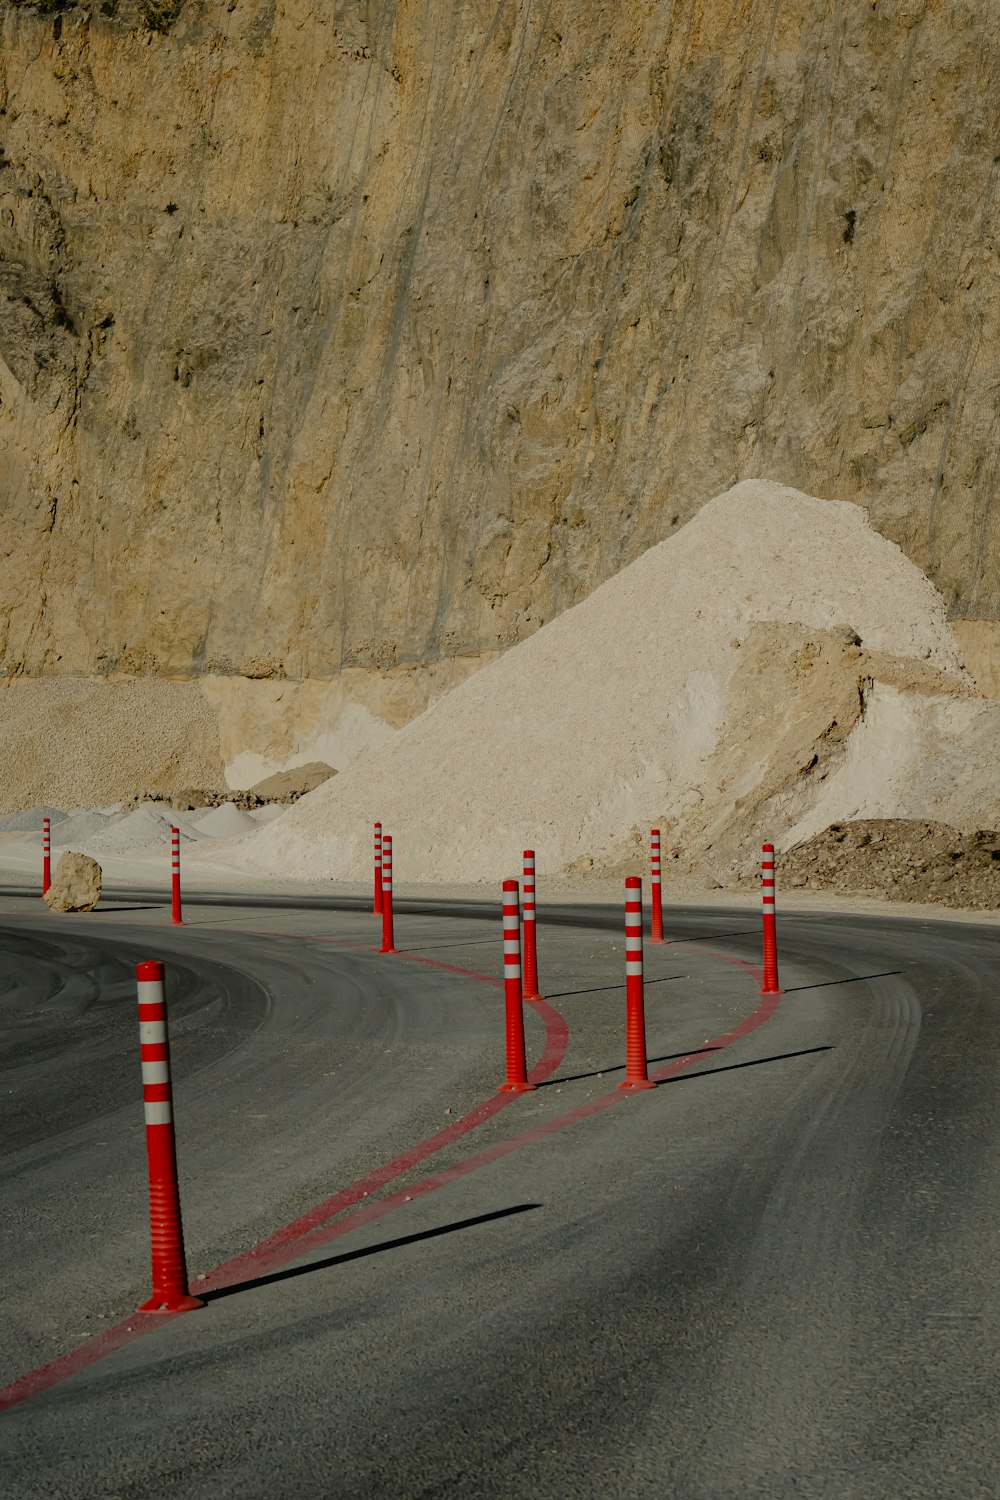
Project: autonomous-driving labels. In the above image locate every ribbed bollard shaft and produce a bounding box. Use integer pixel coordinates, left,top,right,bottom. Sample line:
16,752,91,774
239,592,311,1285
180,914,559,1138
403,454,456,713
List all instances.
42,817,51,897
135,961,202,1313
521,849,541,1000
379,834,396,953
374,821,383,915
170,828,183,926
650,828,664,944
760,843,782,994
498,879,534,1093
619,876,655,1090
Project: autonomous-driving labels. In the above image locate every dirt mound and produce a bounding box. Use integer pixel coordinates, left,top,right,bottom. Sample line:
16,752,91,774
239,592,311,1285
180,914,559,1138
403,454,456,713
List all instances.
164,787,228,812
162,764,334,814
782,820,1000,909
247,762,336,803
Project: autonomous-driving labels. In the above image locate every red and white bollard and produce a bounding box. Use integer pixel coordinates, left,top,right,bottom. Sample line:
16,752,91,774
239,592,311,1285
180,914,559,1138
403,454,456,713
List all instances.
135,961,203,1313
42,816,51,898
760,842,782,995
498,878,534,1093
374,821,383,915
620,876,655,1090
170,827,183,926
650,828,664,944
379,833,395,953
521,849,541,1000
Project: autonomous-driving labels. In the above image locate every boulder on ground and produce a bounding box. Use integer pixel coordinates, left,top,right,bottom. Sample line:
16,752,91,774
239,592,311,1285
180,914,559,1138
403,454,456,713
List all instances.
44,851,103,912
247,762,336,803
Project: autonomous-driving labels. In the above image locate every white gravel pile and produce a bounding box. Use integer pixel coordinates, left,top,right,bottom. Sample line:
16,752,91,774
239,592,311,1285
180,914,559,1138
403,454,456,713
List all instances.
248,805,287,826
231,481,986,885
193,803,260,838
50,810,119,846
86,805,204,855
0,805,67,832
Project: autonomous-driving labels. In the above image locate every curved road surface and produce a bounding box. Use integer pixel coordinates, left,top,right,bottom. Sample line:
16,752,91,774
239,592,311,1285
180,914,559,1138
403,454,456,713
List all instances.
0,890,998,1498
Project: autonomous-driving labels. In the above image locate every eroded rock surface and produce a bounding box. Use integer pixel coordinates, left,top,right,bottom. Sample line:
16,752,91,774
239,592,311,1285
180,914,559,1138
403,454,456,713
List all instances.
0,0,997,686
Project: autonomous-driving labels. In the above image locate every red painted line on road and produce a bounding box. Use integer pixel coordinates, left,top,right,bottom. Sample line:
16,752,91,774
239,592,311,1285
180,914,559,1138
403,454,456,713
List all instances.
193,994,567,1295
0,942,567,1413
685,941,760,981
0,936,771,1414
204,982,785,1280
390,949,501,986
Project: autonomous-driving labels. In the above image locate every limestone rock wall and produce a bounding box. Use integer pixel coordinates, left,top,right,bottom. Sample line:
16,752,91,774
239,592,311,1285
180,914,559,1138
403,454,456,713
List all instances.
1,0,998,684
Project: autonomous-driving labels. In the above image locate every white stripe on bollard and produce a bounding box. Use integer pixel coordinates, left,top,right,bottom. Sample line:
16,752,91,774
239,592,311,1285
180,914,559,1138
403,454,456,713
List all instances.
498,879,532,1092
137,973,173,1125
134,961,201,1310
760,843,781,993
379,834,396,952
521,849,542,998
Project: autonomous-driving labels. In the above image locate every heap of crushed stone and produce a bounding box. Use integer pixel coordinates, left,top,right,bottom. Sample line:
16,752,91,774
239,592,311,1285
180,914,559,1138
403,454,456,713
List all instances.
50,810,118,847
0,805,67,833
230,481,989,887
780,820,1000,909
193,803,261,838
0,678,223,816
85,805,203,855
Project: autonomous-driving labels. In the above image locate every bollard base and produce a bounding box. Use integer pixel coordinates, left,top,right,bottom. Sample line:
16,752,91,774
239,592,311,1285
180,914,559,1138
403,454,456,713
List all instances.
498,1080,536,1093
379,944,397,955
759,983,783,995
138,1291,205,1314
618,1078,656,1091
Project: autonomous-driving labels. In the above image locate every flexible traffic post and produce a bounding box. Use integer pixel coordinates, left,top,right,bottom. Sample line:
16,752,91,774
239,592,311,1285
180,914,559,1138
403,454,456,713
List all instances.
379,833,395,953
498,878,534,1093
135,961,203,1314
521,849,541,1000
374,821,383,915
170,828,183,926
42,816,51,897
650,828,664,943
760,842,782,994
620,876,655,1090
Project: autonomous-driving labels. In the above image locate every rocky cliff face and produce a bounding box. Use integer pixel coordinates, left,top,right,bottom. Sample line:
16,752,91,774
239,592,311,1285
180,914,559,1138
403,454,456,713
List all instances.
1,0,997,686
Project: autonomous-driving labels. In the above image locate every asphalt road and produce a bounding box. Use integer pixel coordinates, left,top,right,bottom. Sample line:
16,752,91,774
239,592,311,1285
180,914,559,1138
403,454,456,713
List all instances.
1,890,998,1498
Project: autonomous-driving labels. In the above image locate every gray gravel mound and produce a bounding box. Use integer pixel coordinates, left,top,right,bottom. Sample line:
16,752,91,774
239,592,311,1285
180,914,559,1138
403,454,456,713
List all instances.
50,810,119,846
0,805,67,832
